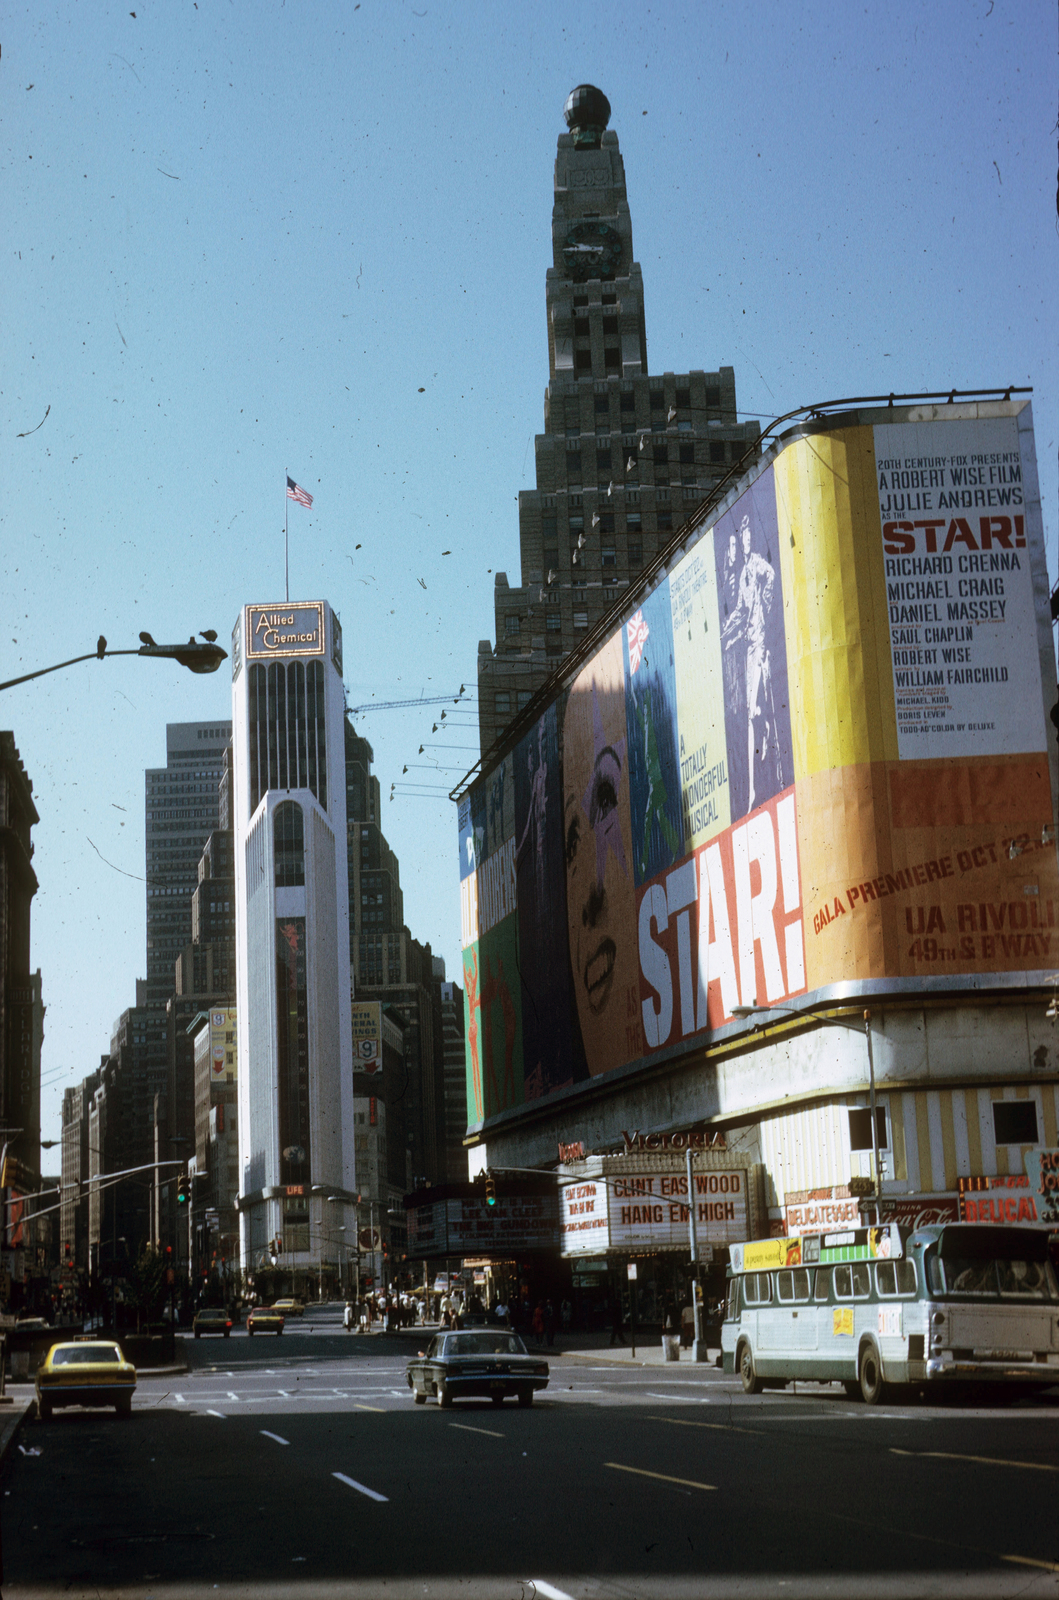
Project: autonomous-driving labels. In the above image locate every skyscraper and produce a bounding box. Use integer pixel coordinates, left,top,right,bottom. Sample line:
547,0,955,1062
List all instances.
231,601,355,1279
476,85,760,753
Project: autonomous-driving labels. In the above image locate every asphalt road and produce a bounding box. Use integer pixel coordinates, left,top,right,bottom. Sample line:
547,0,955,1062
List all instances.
3,1305,1058,1599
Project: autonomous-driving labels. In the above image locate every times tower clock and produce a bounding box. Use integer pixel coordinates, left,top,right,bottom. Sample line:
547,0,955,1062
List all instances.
563,221,622,283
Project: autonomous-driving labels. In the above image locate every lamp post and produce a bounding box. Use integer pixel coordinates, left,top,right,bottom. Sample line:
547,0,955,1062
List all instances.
732,1003,881,1222
0,632,227,695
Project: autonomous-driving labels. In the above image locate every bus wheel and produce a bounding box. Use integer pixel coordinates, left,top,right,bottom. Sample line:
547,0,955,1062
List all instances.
738,1342,762,1396
858,1344,886,1405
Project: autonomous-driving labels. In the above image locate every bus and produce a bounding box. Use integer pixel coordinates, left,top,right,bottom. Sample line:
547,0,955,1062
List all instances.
721,1223,1059,1403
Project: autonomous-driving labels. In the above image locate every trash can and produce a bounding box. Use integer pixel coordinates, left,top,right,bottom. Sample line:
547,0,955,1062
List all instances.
662,1334,681,1362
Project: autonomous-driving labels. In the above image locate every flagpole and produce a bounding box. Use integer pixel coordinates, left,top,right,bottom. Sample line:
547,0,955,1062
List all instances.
285,472,289,603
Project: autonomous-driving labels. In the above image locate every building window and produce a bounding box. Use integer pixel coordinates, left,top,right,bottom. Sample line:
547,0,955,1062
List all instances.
602,316,619,335
709,441,726,463
731,440,744,461
495,691,512,717
628,541,643,568
601,545,616,568
620,391,635,414
575,350,592,372
596,448,611,471
604,348,621,371
680,445,695,465
601,292,617,306
517,691,533,710
657,511,673,532
653,446,669,467
848,1106,889,1152
273,802,305,887
678,419,693,433
566,450,583,480
627,512,642,533
541,511,557,538
675,387,690,408
504,614,521,637
573,610,589,630
574,294,589,309
594,395,609,414
248,660,327,815
992,1100,1039,1146
705,384,721,408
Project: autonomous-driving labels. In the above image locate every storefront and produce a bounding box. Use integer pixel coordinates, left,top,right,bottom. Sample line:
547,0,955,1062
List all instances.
558,1147,766,1332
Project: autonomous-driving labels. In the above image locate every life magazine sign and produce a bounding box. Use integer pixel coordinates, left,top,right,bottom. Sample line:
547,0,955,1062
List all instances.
876,416,1044,760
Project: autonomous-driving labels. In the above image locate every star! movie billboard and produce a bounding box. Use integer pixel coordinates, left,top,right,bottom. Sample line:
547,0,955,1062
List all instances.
460,404,1057,1132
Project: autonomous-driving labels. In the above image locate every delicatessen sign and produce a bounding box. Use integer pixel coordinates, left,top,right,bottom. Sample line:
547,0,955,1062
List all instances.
560,1164,750,1257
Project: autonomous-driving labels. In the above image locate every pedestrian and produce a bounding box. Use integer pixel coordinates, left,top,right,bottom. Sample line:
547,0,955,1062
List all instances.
609,1292,626,1347
560,1297,572,1335
494,1298,507,1325
532,1301,545,1347
343,1300,354,1332
544,1298,557,1347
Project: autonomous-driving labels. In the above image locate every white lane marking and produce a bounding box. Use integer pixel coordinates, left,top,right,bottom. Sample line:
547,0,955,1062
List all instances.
645,1392,710,1403
174,1394,185,1404
528,1581,576,1600
332,1471,388,1503
449,1423,504,1438
227,1391,240,1401
261,1430,290,1446
205,1410,226,1419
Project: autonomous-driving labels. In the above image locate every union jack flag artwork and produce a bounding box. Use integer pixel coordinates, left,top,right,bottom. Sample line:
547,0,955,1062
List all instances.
627,608,650,674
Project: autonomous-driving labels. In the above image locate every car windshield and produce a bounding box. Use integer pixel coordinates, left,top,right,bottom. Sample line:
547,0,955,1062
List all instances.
444,1334,526,1357
51,1345,122,1366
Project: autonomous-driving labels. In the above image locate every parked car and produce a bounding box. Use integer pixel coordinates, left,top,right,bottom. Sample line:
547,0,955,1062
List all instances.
192,1307,233,1339
272,1297,304,1318
407,1330,549,1408
35,1341,136,1420
246,1307,284,1336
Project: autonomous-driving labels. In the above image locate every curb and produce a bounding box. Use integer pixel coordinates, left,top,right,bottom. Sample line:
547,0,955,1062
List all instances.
0,1397,34,1471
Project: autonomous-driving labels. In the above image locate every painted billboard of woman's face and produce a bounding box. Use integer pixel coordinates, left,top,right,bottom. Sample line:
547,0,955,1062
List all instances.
562,634,640,1077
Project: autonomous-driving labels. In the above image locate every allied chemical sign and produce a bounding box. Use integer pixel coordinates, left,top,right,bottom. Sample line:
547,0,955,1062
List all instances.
246,603,325,658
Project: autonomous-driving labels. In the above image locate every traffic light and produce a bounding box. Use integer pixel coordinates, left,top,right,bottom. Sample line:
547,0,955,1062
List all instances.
176,1176,189,1207
485,1172,496,1207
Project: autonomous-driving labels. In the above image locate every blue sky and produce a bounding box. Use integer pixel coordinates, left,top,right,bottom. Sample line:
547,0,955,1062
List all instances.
5,0,1056,1146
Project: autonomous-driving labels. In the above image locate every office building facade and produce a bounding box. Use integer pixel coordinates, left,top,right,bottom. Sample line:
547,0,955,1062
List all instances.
231,601,355,1278
477,86,760,753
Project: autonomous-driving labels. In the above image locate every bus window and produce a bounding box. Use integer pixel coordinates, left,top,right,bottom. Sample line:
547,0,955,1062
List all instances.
929,1252,1058,1300
851,1262,871,1298
725,1280,740,1319
997,1258,1055,1299
814,1267,830,1301
895,1259,916,1295
774,1268,810,1302
744,1272,771,1306
877,1260,917,1295
834,1265,852,1299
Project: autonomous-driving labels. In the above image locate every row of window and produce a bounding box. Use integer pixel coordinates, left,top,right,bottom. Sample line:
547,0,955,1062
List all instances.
556,384,722,425
741,1260,917,1308
493,690,535,718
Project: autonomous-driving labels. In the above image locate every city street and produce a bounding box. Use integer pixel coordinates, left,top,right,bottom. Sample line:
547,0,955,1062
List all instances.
2,1306,1057,1598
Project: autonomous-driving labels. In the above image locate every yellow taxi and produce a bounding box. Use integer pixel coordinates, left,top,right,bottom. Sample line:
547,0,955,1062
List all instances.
246,1306,285,1336
272,1297,304,1317
35,1340,137,1420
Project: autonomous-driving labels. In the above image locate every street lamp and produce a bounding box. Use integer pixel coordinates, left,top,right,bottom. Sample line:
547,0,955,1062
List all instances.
0,631,227,695
732,1002,881,1220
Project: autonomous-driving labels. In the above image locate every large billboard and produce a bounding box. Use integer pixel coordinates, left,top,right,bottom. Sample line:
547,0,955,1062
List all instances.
460,404,1057,1131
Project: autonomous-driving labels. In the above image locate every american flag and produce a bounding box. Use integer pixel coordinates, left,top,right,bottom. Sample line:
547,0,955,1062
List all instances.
286,475,313,509
627,609,650,674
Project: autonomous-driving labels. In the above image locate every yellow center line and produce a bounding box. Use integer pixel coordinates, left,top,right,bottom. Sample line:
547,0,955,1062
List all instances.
605,1461,716,1492
449,1423,505,1438
1002,1556,1059,1573
354,1403,386,1413
891,1447,1059,1474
